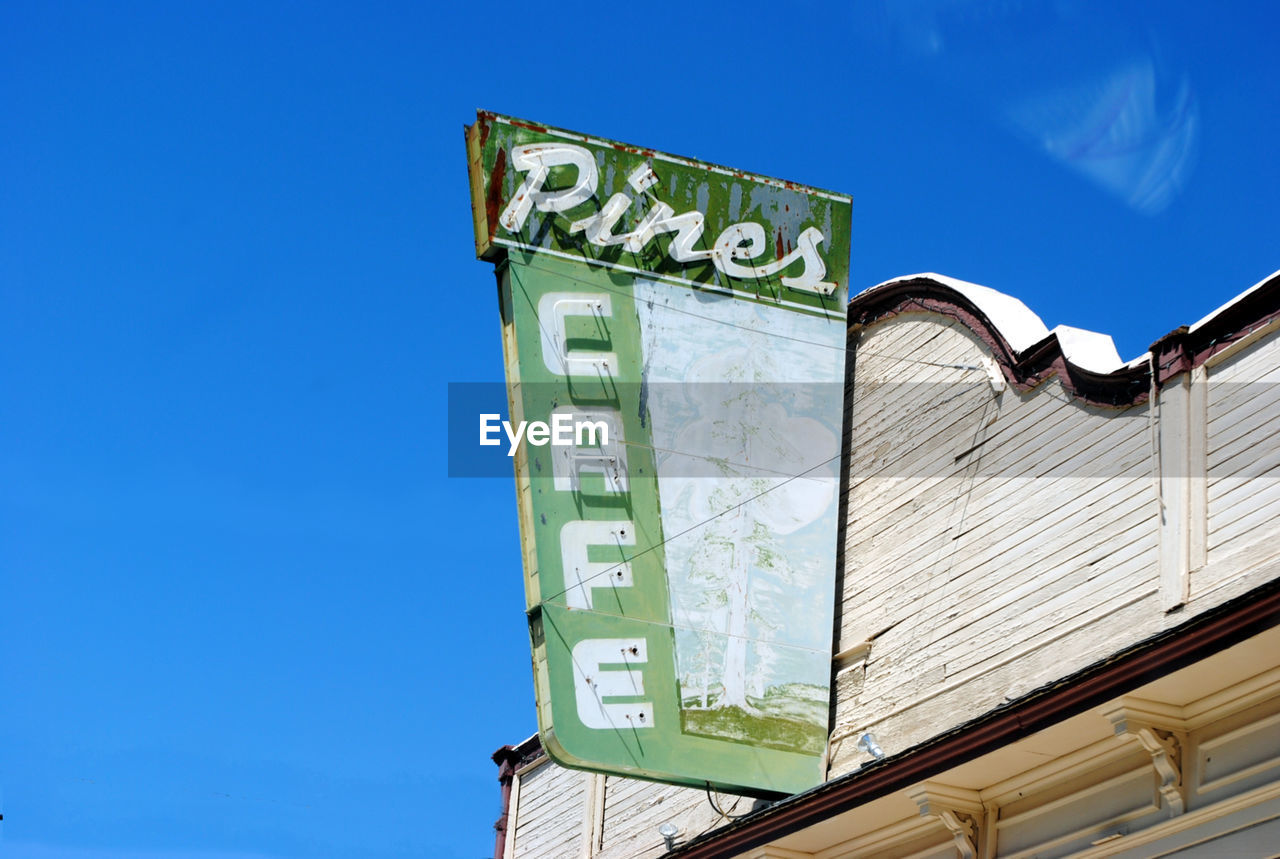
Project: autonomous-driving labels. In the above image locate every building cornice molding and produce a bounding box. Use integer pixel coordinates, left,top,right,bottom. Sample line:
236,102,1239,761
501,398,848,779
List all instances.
847,271,1280,406
669,575,1280,858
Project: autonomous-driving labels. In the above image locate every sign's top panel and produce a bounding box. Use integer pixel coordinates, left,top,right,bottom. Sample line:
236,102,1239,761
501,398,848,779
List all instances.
467,111,851,315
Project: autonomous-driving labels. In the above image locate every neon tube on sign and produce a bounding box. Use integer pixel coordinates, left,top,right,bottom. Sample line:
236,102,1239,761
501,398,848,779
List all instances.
498,143,836,296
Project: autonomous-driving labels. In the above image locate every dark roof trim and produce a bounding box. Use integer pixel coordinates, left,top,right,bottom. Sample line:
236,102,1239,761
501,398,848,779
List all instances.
492,733,544,775
1150,273,1280,385
490,734,545,859
671,576,1280,858
848,272,1280,406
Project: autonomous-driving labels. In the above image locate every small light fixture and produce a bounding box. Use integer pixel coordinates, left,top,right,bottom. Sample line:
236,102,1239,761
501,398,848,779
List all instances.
658,821,680,851
856,732,885,760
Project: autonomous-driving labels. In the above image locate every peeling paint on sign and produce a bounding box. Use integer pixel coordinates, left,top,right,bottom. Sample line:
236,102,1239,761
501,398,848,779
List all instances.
467,111,851,316
466,112,851,796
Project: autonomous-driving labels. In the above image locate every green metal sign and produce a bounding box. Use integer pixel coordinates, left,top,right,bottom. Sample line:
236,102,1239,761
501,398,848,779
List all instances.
467,112,850,795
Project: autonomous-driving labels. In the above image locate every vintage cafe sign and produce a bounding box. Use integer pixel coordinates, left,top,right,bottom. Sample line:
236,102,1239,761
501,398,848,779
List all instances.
467,112,850,795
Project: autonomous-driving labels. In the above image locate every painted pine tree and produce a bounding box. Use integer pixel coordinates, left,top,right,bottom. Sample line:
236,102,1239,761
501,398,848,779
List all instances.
670,346,835,749
633,282,842,755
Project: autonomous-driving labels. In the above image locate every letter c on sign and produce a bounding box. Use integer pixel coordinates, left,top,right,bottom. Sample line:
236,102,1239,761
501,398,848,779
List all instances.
537,292,617,377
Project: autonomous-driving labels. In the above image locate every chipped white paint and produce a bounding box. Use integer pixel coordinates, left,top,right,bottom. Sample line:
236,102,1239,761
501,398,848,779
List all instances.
832,290,1279,779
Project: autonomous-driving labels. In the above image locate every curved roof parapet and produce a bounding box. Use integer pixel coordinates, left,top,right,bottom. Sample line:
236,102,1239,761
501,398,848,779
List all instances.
848,270,1280,406
855,273,1052,354
1046,325,1124,375
1190,268,1280,333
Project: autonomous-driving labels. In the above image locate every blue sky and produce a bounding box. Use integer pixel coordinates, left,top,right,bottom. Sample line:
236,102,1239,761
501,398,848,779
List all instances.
2,2,1277,857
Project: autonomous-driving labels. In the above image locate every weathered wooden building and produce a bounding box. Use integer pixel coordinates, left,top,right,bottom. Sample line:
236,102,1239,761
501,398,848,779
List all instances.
490,270,1280,858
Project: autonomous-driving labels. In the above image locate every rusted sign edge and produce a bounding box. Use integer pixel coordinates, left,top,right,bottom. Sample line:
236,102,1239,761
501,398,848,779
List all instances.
494,241,846,319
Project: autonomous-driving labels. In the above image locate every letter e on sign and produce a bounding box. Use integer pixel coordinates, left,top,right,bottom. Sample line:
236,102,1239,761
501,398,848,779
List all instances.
571,638,653,730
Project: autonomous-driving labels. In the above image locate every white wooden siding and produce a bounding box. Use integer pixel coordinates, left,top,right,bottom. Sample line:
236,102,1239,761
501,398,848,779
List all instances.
834,313,1161,773
502,313,1280,855
1201,329,1280,594
512,763,587,859
597,777,748,859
